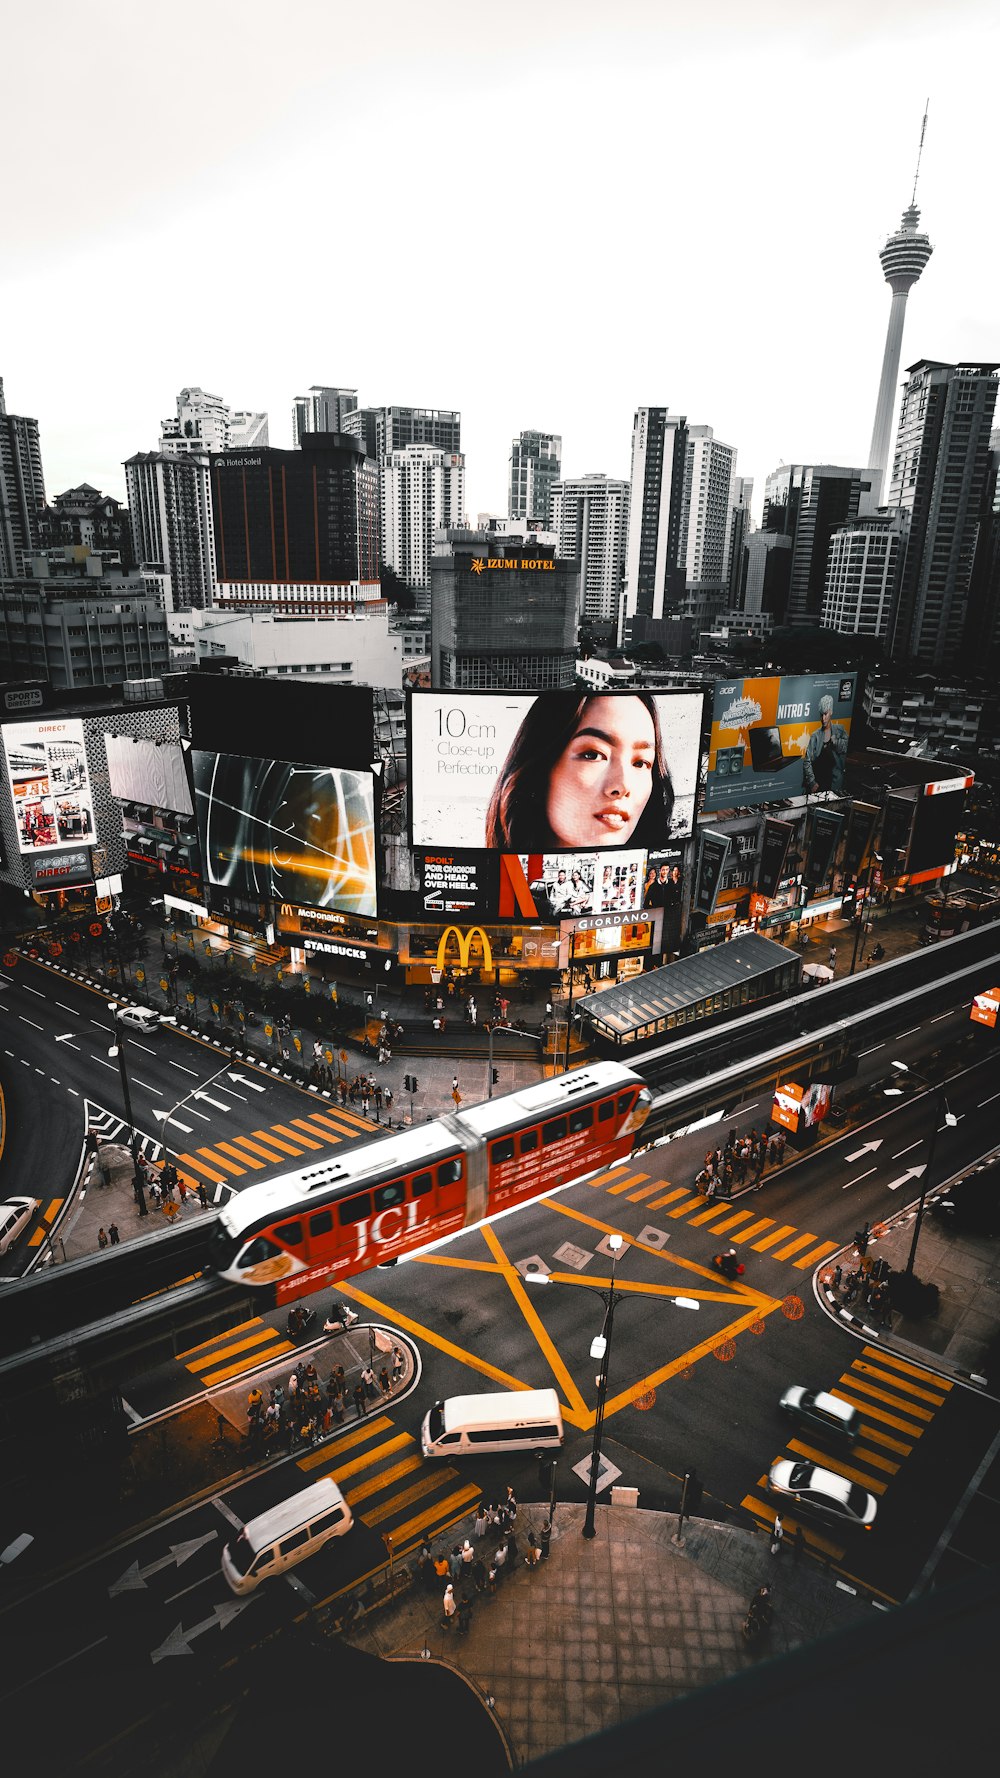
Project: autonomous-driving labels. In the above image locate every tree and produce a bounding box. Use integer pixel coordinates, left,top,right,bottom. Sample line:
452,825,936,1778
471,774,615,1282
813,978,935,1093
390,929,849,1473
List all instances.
379,563,416,610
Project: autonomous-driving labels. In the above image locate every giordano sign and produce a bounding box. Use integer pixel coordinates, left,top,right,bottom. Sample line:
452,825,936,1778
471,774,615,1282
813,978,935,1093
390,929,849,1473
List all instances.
470,557,555,574
435,925,494,972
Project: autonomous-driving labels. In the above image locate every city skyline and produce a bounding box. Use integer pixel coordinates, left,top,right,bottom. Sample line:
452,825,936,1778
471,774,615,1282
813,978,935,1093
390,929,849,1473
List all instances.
4,1,998,528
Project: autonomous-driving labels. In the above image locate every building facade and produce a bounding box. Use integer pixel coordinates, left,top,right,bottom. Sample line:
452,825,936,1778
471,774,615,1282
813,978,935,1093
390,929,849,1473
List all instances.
508,430,562,526
382,446,465,597
430,527,578,688
39,485,133,567
124,451,217,613
725,476,753,603
210,435,380,604
550,474,629,626
822,511,908,640
187,604,403,686
292,387,358,445
621,406,689,640
0,377,46,579
762,463,874,625
160,387,268,456
0,571,170,691
887,359,999,670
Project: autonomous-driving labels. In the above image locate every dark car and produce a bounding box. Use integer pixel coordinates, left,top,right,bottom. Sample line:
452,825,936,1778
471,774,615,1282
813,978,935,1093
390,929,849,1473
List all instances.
931,1163,1000,1237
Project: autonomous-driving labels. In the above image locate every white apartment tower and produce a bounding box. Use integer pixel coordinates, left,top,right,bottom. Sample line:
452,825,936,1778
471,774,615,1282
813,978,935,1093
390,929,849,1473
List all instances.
550,474,630,624
160,387,268,456
123,451,217,613
292,387,358,445
508,430,562,526
382,446,466,600
681,426,737,586
821,511,908,640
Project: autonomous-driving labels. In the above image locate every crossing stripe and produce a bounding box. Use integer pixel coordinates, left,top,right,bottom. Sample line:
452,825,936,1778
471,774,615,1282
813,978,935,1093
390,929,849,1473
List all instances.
608,1172,650,1196
626,1181,667,1203
785,1442,888,1494
793,1239,840,1268
851,1444,901,1475
27,1199,63,1246
771,1232,821,1262
853,1360,946,1408
729,1218,775,1244
252,1129,303,1156
331,1453,426,1501
231,1135,294,1162
586,1166,631,1189
688,1203,742,1227
359,1466,453,1525
184,1327,285,1372
860,1345,954,1391
834,1380,929,1431
841,1418,913,1456
646,1187,690,1210
750,1224,797,1251
310,1108,373,1136
178,1319,262,1358
380,1484,482,1549
214,1140,266,1170
176,1151,228,1183
201,1340,296,1387
190,1146,247,1177
300,1414,394,1459
274,1122,323,1150
706,1209,756,1236
740,1491,844,1559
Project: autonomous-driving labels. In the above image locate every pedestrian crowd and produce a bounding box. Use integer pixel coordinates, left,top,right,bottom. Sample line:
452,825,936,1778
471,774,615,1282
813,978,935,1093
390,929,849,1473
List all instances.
414,1488,553,1635
830,1255,892,1325
694,1126,785,1198
242,1340,408,1456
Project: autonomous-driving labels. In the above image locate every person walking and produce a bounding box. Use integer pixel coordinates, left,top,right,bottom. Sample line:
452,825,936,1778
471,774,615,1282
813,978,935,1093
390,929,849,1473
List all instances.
197,1181,209,1209
457,1593,473,1636
361,1363,378,1401
97,1227,108,1250
828,945,837,972
352,1381,367,1418
108,1222,120,1246
433,1549,450,1583
461,1538,475,1575
540,1519,552,1560
441,1583,457,1629
472,1555,488,1595
391,1343,405,1384
493,1540,508,1585
474,1503,488,1541
771,1511,784,1557
378,1365,391,1398
524,1527,540,1568
448,1543,464,1584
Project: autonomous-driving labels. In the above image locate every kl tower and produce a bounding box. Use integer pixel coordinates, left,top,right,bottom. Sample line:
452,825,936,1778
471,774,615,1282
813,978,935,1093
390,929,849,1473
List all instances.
865,104,934,509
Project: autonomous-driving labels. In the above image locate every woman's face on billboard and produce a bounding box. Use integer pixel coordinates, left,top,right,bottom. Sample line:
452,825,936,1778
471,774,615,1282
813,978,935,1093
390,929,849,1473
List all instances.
545,696,655,849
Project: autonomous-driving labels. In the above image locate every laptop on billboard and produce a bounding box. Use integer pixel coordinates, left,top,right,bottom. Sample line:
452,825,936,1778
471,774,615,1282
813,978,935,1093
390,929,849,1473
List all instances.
748,726,795,773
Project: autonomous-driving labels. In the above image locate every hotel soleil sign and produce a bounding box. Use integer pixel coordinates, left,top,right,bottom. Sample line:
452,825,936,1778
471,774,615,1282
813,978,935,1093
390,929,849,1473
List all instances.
470,557,555,573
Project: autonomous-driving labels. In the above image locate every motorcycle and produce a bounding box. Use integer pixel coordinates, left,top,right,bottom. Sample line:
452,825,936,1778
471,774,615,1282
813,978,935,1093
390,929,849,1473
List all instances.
285,1305,316,1339
742,1584,773,1642
323,1302,360,1335
711,1250,744,1281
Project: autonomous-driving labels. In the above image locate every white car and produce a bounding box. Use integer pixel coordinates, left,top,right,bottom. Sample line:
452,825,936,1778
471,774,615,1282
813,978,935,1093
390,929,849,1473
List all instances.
0,1196,41,1257
768,1458,877,1530
115,1005,161,1034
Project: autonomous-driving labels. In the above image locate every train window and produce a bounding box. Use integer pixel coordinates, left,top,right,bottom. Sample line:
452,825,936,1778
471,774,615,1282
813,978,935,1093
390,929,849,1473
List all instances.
309,1210,333,1237
617,1092,634,1114
338,1194,371,1226
597,1100,614,1123
275,1219,304,1246
519,1129,539,1153
412,1171,433,1197
374,1180,406,1212
569,1106,594,1134
439,1157,463,1186
542,1116,567,1146
492,1137,515,1164
238,1236,281,1268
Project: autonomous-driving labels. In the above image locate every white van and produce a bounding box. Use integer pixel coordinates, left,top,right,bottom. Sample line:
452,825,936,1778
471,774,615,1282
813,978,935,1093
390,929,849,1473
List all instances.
421,1388,563,1459
220,1477,353,1594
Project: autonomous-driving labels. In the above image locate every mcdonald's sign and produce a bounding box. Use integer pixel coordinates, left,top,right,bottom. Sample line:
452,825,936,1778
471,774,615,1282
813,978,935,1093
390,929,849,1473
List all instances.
435,925,494,972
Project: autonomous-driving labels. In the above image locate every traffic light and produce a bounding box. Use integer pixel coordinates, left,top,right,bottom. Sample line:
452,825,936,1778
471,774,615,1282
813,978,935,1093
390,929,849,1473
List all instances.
403,1074,417,1094
491,1068,499,1085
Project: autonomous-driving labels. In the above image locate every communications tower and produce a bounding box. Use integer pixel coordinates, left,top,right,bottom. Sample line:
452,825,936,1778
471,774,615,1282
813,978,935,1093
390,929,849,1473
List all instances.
865,106,934,509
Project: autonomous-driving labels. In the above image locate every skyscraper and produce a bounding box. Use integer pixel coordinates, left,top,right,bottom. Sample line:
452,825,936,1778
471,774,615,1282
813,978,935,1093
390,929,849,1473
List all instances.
550,474,629,626
508,431,562,526
725,476,753,604
621,407,688,640
160,387,268,456
887,359,999,669
821,511,908,641
865,109,934,510
430,527,578,688
124,451,216,613
210,436,379,608
292,387,358,445
763,463,874,625
382,446,465,603
0,377,46,579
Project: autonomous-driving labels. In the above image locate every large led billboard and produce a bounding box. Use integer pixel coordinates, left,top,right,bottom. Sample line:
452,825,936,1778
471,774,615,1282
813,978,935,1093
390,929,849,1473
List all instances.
409,690,704,848
413,847,673,923
906,777,972,877
105,733,194,816
705,673,858,812
192,750,377,917
187,677,375,773
4,718,96,852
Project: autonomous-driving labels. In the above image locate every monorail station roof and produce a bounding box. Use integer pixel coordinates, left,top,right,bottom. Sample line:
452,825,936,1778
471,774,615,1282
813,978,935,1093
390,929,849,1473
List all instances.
579,933,801,1042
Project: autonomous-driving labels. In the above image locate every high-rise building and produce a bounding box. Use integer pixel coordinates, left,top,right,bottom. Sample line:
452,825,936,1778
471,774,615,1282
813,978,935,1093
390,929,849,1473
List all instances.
740,531,792,617
292,387,358,446
621,407,689,642
382,446,465,602
124,451,217,613
508,431,562,526
724,476,753,604
0,377,46,579
887,359,999,668
762,464,874,625
821,511,908,640
343,405,461,460
865,110,934,510
430,526,578,688
159,387,268,456
210,435,380,611
681,427,737,587
0,565,169,691
550,474,629,626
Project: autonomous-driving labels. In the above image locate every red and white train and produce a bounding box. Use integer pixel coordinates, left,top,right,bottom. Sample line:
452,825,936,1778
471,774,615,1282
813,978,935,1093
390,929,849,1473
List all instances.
207,1062,651,1305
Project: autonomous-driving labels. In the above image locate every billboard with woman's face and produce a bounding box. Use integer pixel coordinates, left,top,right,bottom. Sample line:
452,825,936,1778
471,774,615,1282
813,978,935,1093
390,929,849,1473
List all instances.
409,690,704,849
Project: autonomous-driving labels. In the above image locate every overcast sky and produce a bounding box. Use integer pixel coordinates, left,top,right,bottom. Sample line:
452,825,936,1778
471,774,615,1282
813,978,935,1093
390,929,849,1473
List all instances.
4,0,997,527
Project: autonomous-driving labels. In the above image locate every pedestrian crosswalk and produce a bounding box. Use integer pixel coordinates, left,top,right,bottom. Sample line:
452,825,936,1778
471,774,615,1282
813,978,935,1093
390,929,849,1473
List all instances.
299,1419,481,1554
84,1099,386,1190
589,1163,841,1270
741,1346,953,1560
177,1318,297,1388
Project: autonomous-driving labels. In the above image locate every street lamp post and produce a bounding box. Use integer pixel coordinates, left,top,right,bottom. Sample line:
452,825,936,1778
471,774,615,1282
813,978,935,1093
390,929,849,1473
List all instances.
884,1060,958,1279
563,927,578,1075
153,1057,244,1170
107,1004,148,1217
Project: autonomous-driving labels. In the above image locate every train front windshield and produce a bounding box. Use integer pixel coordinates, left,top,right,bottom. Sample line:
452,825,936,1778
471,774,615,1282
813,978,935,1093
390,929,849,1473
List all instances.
205,1219,243,1273
621,1086,653,1137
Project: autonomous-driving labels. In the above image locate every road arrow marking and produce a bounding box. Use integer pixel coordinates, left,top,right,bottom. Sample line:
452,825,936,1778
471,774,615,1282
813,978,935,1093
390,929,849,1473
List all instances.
158,1114,194,1133
193,1091,231,1111
886,1163,928,1192
842,1167,877,1190
229,1073,267,1092
846,1140,884,1162
109,1532,218,1597
150,1597,252,1662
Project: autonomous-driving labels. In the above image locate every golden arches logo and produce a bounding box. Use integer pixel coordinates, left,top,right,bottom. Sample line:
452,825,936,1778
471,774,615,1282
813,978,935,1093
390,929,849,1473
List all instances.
435,925,493,972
